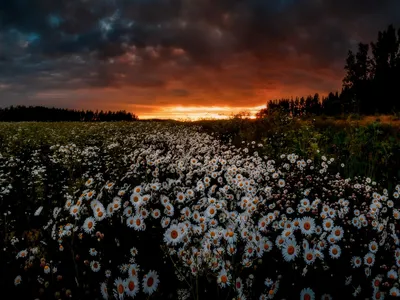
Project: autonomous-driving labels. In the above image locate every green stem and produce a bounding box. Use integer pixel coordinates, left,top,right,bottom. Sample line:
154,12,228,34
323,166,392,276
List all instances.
69,218,83,298
196,275,199,300
163,246,192,289
3,214,7,244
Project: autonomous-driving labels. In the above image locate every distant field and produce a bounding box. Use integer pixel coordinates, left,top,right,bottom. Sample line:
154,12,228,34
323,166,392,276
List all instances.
312,115,400,126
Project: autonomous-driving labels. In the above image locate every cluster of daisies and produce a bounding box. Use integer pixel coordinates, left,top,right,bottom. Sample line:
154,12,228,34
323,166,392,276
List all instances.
4,123,400,299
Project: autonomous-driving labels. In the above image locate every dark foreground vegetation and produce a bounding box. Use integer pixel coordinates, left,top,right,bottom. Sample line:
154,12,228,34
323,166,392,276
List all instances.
0,118,399,299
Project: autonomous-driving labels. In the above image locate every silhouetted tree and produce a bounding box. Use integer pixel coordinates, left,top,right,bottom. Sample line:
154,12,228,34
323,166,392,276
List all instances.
257,24,400,118
0,106,138,122
370,24,400,113
342,42,372,114
342,25,400,114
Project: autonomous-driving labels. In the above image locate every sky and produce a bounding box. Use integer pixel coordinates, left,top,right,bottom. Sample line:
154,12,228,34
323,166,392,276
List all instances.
1,0,400,120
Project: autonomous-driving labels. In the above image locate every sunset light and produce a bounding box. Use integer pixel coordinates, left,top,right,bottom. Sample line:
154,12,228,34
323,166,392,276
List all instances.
139,105,266,120
1,1,396,118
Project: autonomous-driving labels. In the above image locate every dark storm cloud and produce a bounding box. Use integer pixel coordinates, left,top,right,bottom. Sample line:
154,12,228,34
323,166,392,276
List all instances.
1,0,400,113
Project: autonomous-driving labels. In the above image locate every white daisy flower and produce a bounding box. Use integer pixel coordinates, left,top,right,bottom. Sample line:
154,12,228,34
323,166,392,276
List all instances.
125,276,139,297
100,282,109,300
281,238,299,262
90,261,101,272
113,277,125,300
299,216,315,235
142,270,159,295
300,287,315,300
329,244,341,259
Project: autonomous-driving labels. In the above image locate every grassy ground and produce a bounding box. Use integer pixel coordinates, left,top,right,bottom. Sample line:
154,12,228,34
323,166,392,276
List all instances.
191,114,400,188
0,116,398,186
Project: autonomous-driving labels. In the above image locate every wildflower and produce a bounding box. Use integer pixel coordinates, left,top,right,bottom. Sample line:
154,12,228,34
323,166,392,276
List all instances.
235,277,243,291
82,217,96,234
130,247,138,257
351,256,362,268
44,265,51,274
126,216,136,228
275,236,285,249
130,193,143,208
100,282,109,299
390,287,400,297
164,224,183,246
282,228,294,239
315,226,323,235
277,179,285,188
205,205,217,218
268,281,280,297
150,183,160,191
105,182,114,190
151,209,161,219
300,198,310,208
94,208,106,221
161,217,171,228
90,261,101,272
69,205,80,218
133,185,142,194
130,215,145,231
304,249,316,265
125,276,139,297
224,228,237,244
65,199,73,210
86,190,95,200
331,226,344,241
142,194,151,203
364,252,376,267
85,178,94,187
300,288,315,300
123,206,133,217
387,269,398,280
327,208,336,218
329,245,341,259
372,289,384,299
143,270,159,295
264,278,273,288
14,275,22,286
299,217,316,235
16,249,28,259
217,269,230,288
128,264,139,278
176,192,186,203
372,275,382,290
114,278,125,300
369,241,379,253
281,238,298,262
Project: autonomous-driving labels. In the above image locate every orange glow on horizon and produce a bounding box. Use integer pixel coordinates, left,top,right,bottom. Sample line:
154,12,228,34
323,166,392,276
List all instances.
137,105,266,121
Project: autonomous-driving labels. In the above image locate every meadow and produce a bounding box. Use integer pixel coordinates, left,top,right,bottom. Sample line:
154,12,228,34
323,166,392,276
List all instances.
1,116,400,300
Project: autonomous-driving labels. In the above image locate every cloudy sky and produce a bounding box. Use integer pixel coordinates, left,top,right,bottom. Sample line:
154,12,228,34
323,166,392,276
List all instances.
1,0,400,119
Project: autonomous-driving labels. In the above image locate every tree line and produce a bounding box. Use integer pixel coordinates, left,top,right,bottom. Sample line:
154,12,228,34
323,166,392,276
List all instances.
257,24,400,117
0,106,138,122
